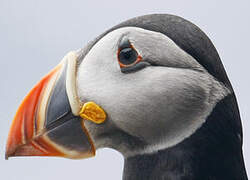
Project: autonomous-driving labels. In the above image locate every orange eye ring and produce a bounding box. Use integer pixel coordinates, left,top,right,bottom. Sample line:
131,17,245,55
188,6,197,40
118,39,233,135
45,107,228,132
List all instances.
118,55,142,68
117,44,142,68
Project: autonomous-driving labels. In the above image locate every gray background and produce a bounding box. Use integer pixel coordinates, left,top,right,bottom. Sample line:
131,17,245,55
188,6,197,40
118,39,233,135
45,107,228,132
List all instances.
0,0,249,179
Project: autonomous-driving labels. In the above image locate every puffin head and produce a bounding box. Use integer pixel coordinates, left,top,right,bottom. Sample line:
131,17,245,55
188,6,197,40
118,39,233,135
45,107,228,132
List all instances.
74,26,230,157
5,15,244,177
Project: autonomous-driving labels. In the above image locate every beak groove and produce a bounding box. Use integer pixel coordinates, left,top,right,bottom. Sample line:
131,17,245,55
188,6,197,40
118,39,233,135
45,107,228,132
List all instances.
5,52,105,160
5,62,64,159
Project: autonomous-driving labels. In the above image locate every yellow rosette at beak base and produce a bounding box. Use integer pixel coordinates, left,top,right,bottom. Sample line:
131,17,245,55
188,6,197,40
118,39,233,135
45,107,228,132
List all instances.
79,102,107,124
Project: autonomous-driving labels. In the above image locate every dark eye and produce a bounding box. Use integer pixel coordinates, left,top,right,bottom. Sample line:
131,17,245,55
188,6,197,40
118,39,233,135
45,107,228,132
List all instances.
118,47,141,67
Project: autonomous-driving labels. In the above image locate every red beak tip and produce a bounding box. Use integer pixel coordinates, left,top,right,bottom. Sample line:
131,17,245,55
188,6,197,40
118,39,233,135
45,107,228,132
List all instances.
5,147,16,160
5,145,15,160
5,145,19,160
5,141,47,159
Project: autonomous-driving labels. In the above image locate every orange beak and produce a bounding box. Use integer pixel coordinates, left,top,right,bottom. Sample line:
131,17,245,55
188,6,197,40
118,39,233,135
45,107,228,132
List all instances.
5,52,96,159
5,64,63,158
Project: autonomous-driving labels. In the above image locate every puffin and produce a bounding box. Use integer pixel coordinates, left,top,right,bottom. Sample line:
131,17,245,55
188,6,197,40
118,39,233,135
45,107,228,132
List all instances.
5,14,248,180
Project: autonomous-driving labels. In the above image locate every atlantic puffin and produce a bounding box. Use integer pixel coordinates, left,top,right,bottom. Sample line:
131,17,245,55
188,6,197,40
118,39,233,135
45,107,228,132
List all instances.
5,14,248,180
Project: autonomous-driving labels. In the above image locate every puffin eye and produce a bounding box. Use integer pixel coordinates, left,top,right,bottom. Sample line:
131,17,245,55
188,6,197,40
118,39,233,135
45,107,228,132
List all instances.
118,47,138,66
118,46,142,68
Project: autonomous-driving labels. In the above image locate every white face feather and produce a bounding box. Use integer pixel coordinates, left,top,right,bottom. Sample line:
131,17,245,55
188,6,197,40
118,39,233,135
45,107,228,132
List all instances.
76,27,230,157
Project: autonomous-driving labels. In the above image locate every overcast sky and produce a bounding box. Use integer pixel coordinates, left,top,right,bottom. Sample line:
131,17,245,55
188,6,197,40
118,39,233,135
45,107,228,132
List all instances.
0,0,249,179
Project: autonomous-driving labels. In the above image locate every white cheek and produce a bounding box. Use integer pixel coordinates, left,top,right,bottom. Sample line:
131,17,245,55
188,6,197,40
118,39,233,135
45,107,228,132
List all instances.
76,27,231,158
76,33,122,102
120,68,230,157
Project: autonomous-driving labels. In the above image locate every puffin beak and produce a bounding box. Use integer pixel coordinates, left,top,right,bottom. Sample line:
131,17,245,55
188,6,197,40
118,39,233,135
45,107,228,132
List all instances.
5,52,106,160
